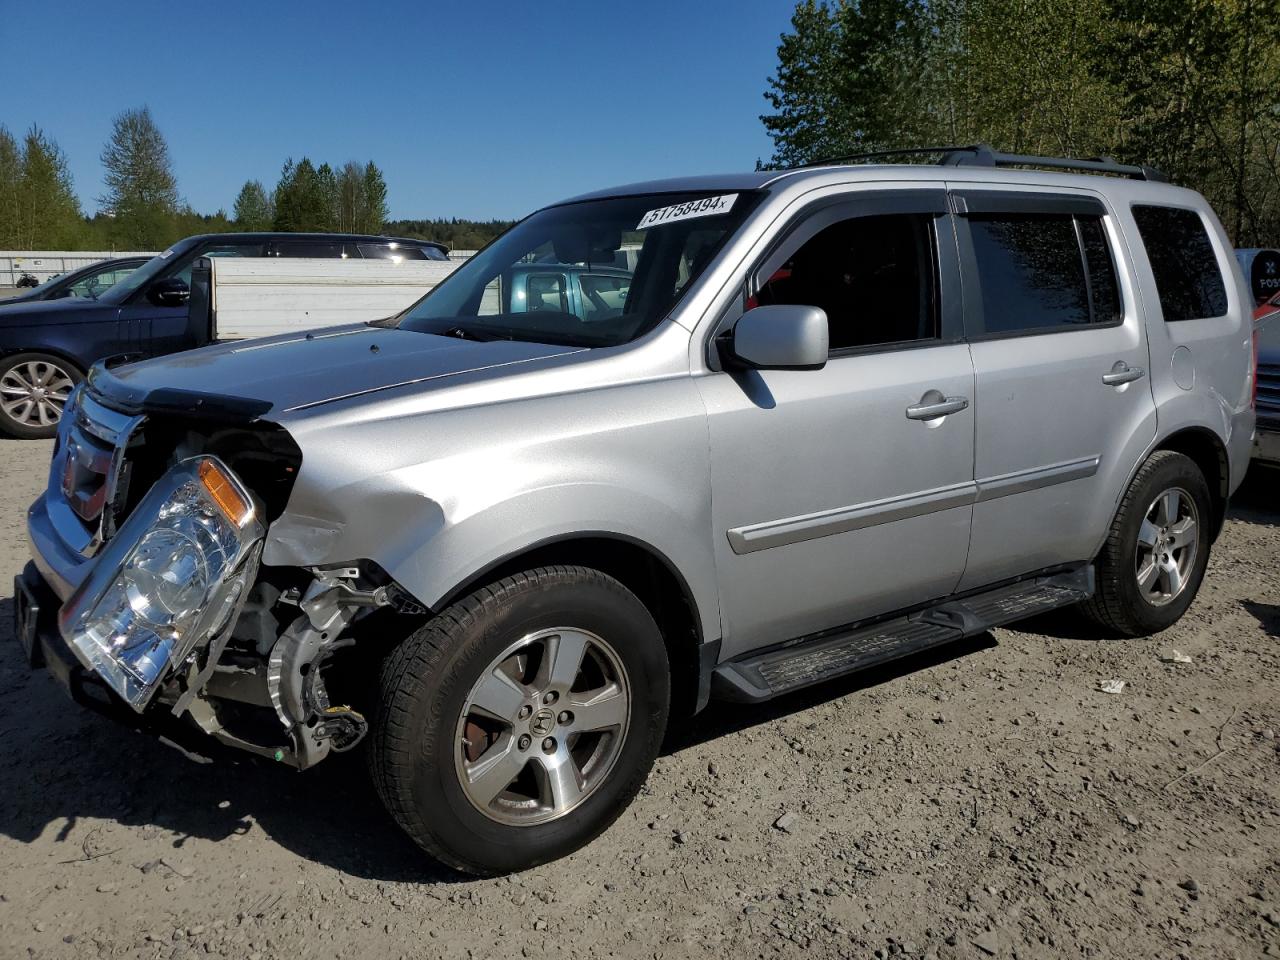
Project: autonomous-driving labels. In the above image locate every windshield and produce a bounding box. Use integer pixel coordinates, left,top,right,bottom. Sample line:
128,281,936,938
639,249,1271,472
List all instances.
393,191,762,347
100,239,198,303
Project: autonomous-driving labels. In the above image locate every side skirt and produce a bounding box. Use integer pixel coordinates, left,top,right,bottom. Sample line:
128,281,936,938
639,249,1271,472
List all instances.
711,564,1093,703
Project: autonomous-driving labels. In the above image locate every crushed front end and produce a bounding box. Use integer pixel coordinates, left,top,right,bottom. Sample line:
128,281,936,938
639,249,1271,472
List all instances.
15,372,408,769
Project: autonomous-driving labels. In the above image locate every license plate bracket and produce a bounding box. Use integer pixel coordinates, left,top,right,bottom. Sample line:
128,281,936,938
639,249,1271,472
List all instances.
13,573,46,669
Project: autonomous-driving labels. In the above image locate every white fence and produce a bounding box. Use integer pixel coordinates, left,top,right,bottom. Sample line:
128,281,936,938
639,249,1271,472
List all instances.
0,250,157,286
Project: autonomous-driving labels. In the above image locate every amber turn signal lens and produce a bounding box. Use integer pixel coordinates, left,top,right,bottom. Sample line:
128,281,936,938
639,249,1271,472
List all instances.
198,459,252,526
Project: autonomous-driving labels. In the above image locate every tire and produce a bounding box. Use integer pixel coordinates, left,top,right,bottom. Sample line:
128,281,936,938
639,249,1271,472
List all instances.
1081,450,1213,637
370,565,670,876
0,352,82,439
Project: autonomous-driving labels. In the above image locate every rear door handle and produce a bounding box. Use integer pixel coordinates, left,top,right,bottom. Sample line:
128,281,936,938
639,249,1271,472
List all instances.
1102,362,1146,386
905,393,969,420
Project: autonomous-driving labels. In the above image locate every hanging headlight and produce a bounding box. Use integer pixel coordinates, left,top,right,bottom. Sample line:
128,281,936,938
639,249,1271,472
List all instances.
59,456,264,710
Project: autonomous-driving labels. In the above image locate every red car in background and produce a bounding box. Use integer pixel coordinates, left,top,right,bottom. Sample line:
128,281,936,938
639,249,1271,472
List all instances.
1257,289,1280,322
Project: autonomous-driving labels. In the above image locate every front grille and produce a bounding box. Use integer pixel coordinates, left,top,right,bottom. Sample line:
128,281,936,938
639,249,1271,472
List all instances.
46,391,144,558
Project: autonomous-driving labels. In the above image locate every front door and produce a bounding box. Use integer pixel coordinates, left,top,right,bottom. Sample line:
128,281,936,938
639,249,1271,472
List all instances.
698,191,977,659
122,240,269,357
950,188,1158,589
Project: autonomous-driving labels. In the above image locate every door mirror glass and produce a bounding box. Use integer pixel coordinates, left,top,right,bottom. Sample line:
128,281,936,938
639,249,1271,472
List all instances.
725,304,828,370
146,277,190,307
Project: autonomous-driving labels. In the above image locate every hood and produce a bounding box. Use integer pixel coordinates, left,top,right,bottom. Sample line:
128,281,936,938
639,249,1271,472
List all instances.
0,295,116,326
88,324,582,417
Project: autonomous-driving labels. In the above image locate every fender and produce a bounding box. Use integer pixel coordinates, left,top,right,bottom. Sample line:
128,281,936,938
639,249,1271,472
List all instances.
263,369,723,644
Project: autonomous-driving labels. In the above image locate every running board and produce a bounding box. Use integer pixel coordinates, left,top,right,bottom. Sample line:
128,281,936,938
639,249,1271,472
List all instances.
711,565,1093,703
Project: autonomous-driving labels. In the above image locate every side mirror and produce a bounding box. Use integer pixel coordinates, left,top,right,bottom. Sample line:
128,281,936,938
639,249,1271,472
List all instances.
722,304,828,371
147,277,190,307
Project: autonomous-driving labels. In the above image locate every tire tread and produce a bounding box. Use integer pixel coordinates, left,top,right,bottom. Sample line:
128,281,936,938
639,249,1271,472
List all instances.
369,564,660,876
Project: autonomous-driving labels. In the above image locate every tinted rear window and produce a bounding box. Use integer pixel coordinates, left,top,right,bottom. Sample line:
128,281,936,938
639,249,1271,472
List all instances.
358,242,429,261
1131,205,1227,321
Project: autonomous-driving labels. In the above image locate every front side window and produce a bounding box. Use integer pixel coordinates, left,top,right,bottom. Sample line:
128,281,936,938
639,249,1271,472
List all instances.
100,239,201,303
67,264,138,299
578,274,630,322
969,212,1120,334
1131,205,1228,321
753,213,939,351
524,273,568,312
394,191,762,347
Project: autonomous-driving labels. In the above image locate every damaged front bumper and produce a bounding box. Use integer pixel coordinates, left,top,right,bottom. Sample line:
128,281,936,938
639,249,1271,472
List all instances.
19,454,377,769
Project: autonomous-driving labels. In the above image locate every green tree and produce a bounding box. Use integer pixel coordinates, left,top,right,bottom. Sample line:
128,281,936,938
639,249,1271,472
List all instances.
316,162,338,228
100,106,180,247
760,0,845,167
0,126,20,247
336,161,364,232
232,179,274,230
272,157,333,231
762,0,1280,244
360,161,389,233
14,126,82,248
762,0,939,166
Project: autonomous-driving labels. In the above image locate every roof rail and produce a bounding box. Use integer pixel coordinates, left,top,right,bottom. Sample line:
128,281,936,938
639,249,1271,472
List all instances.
799,143,1169,182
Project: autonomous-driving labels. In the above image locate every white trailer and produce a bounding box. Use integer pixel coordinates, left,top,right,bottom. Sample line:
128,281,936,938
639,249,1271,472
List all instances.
198,257,461,340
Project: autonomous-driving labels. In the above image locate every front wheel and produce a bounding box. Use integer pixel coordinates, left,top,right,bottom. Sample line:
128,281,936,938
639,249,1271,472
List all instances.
370,566,670,876
0,352,81,439
1081,450,1213,636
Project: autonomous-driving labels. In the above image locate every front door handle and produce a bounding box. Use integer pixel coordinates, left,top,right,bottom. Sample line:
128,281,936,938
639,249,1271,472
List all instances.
905,392,969,420
1102,362,1146,386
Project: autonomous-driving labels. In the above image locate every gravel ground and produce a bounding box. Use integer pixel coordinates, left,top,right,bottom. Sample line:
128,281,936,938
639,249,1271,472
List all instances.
0,436,1278,960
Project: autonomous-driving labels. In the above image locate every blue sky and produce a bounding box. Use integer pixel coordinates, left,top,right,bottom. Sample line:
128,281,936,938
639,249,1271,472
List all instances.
0,0,797,220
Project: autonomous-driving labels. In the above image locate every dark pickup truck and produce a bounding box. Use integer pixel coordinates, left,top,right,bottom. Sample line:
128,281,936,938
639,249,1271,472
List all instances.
0,232,448,438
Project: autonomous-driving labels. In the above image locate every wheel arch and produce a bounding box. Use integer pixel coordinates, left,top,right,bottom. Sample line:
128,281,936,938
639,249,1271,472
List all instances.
435,533,708,720
1150,426,1230,540
0,347,88,377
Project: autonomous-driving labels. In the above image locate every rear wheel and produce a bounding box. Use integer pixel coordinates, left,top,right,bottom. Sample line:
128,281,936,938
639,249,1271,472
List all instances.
0,352,81,439
1082,450,1212,636
370,566,670,875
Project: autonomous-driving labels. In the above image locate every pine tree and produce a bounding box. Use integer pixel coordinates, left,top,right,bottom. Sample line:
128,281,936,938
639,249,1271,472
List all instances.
360,161,388,233
232,180,274,231
17,126,82,248
316,162,339,230
100,106,179,247
272,157,333,231
0,126,20,248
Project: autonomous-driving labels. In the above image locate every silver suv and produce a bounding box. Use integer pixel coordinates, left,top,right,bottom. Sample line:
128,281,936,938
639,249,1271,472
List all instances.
14,147,1257,876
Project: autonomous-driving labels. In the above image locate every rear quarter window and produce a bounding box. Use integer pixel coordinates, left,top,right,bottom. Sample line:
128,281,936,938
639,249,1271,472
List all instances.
1131,205,1228,321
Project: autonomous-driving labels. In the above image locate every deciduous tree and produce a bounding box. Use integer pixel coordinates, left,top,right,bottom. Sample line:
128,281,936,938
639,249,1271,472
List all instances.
232,180,274,231
100,106,180,247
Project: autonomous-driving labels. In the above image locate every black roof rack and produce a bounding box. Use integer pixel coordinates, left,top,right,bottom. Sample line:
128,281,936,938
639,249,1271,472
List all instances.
799,143,1168,183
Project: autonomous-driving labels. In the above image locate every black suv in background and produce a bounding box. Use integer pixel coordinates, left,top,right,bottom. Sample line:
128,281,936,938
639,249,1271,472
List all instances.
0,233,449,438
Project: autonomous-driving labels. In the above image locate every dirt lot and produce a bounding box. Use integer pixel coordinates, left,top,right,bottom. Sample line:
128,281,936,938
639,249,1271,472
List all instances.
1,436,1278,960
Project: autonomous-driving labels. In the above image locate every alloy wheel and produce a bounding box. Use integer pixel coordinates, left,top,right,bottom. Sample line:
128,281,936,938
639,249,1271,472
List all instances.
0,359,75,428
1135,486,1199,607
454,627,630,826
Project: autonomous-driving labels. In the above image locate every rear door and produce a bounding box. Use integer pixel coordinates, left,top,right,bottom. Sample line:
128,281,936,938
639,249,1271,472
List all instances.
951,188,1158,589
699,189,977,658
